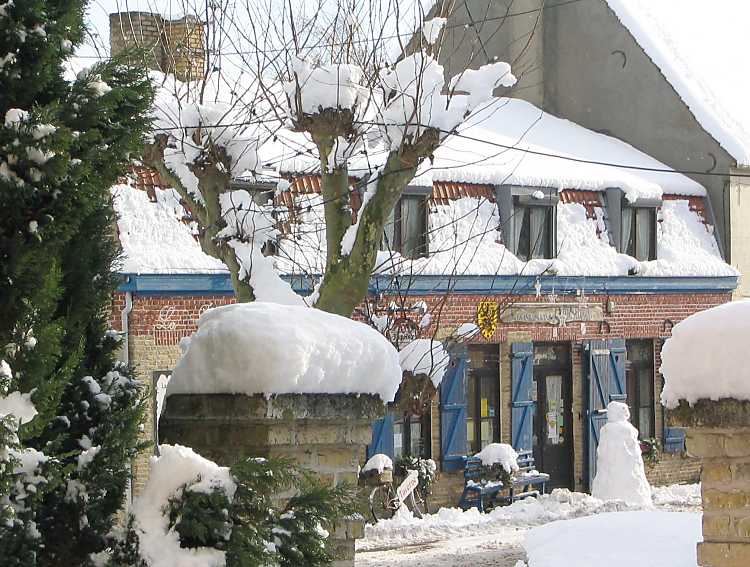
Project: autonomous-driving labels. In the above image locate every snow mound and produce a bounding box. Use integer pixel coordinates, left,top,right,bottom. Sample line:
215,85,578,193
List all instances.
167,303,402,402
661,300,750,408
523,511,700,567
132,444,236,567
0,390,37,425
475,443,519,473
591,402,652,507
399,339,450,387
363,454,393,474
651,483,701,508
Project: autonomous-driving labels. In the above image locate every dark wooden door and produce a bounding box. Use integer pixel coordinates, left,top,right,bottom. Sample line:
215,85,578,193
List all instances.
533,345,573,490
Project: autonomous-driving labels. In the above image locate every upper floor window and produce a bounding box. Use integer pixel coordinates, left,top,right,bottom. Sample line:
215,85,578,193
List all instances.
605,188,659,262
382,192,429,259
515,203,554,261
622,206,656,261
496,186,558,261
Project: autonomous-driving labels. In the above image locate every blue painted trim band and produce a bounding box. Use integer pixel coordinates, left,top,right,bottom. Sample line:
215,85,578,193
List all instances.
117,273,738,296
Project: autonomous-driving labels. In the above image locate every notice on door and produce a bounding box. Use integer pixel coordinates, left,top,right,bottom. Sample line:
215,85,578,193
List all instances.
546,375,563,444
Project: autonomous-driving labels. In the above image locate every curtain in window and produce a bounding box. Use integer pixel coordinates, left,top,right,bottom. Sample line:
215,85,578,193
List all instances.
514,205,528,259
621,206,634,255
530,207,549,259
381,206,396,251
401,197,425,258
635,208,653,261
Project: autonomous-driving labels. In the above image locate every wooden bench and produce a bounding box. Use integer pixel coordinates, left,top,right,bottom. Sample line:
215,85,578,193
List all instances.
458,451,550,512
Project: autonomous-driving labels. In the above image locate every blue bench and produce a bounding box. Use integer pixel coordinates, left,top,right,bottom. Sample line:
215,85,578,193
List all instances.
458,450,550,512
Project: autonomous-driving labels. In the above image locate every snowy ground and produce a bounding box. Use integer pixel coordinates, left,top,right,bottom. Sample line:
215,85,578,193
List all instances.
356,484,701,566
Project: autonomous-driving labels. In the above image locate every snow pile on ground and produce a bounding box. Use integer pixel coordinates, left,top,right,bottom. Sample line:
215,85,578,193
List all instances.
131,444,237,567
660,300,750,407
361,488,653,551
475,443,519,473
652,483,701,508
399,339,450,387
591,402,652,507
167,303,402,402
363,454,394,474
605,0,750,165
111,184,227,274
523,511,700,567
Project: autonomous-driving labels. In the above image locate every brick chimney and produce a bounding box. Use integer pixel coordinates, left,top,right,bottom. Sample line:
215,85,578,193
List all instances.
109,11,205,82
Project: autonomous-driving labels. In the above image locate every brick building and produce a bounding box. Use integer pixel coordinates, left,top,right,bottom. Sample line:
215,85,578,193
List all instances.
106,10,737,503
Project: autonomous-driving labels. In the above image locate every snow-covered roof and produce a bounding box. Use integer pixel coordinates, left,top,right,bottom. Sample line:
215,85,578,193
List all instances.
605,0,750,166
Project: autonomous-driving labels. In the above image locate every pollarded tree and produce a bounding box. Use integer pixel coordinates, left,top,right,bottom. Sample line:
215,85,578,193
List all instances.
141,0,517,315
0,1,153,565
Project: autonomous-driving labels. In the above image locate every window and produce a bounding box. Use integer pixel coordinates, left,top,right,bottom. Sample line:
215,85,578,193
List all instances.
622,207,656,261
626,340,655,439
393,412,428,459
515,203,554,261
495,186,558,261
466,346,500,453
382,194,428,258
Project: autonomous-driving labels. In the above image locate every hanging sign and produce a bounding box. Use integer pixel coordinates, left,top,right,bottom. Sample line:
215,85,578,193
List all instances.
477,300,499,339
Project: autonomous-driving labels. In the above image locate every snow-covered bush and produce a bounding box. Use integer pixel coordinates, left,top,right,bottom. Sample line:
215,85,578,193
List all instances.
394,456,437,496
108,445,356,567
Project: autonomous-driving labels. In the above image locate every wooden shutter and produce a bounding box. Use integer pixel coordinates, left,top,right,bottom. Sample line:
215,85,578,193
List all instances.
663,426,686,453
586,339,627,486
511,342,535,452
440,356,468,472
367,413,395,459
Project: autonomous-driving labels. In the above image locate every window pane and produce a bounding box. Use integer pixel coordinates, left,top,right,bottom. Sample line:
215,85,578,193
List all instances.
467,376,477,421
401,196,425,258
622,206,635,256
410,420,422,457
394,421,403,458
635,208,654,261
480,420,494,449
515,206,530,260
530,207,550,259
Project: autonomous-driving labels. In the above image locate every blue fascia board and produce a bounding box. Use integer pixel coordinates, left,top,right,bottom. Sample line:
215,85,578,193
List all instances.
118,273,738,296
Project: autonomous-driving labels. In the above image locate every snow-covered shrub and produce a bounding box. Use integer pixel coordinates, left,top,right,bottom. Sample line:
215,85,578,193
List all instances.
109,445,356,567
394,456,437,496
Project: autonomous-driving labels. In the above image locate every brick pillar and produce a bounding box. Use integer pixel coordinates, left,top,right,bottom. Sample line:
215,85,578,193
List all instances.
109,12,165,72
162,16,205,82
160,393,384,567
671,399,750,567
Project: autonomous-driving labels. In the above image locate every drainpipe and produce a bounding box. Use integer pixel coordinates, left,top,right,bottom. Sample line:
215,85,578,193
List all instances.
120,289,134,505
120,290,133,365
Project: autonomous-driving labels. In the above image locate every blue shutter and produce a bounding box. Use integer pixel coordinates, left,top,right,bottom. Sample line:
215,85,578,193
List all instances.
586,339,627,486
511,343,535,452
440,356,468,472
367,413,395,459
663,427,686,454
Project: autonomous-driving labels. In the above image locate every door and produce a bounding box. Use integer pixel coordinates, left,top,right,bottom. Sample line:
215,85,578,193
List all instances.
585,339,627,487
533,344,573,490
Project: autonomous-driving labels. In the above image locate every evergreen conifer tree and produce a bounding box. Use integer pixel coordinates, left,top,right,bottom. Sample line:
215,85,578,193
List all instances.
0,1,153,565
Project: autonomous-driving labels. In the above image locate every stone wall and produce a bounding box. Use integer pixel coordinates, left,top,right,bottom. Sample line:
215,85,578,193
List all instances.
672,399,750,567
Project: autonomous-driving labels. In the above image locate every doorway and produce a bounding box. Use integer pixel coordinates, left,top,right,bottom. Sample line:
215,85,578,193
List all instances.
533,343,573,490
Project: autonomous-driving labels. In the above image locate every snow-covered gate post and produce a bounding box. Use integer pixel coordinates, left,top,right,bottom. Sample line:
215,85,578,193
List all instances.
157,302,403,567
160,393,382,566
661,303,750,567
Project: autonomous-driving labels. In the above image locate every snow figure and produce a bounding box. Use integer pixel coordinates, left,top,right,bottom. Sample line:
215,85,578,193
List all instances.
591,401,652,506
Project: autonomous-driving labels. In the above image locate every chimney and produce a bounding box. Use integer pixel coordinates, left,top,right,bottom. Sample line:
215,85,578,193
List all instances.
109,11,205,82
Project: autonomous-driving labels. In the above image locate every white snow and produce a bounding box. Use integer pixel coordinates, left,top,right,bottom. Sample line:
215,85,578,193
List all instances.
77,446,101,471
652,483,701,508
284,57,367,117
474,443,519,473
427,98,705,199
591,402,652,507
422,17,447,44
661,300,750,408
523,511,700,567
132,444,236,567
0,390,37,425
399,339,450,387
363,454,394,474
111,183,227,274
167,302,402,402
605,0,750,165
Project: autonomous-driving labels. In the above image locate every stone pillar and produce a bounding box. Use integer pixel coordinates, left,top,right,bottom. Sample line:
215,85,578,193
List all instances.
671,399,750,567
109,12,165,72
160,393,384,567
